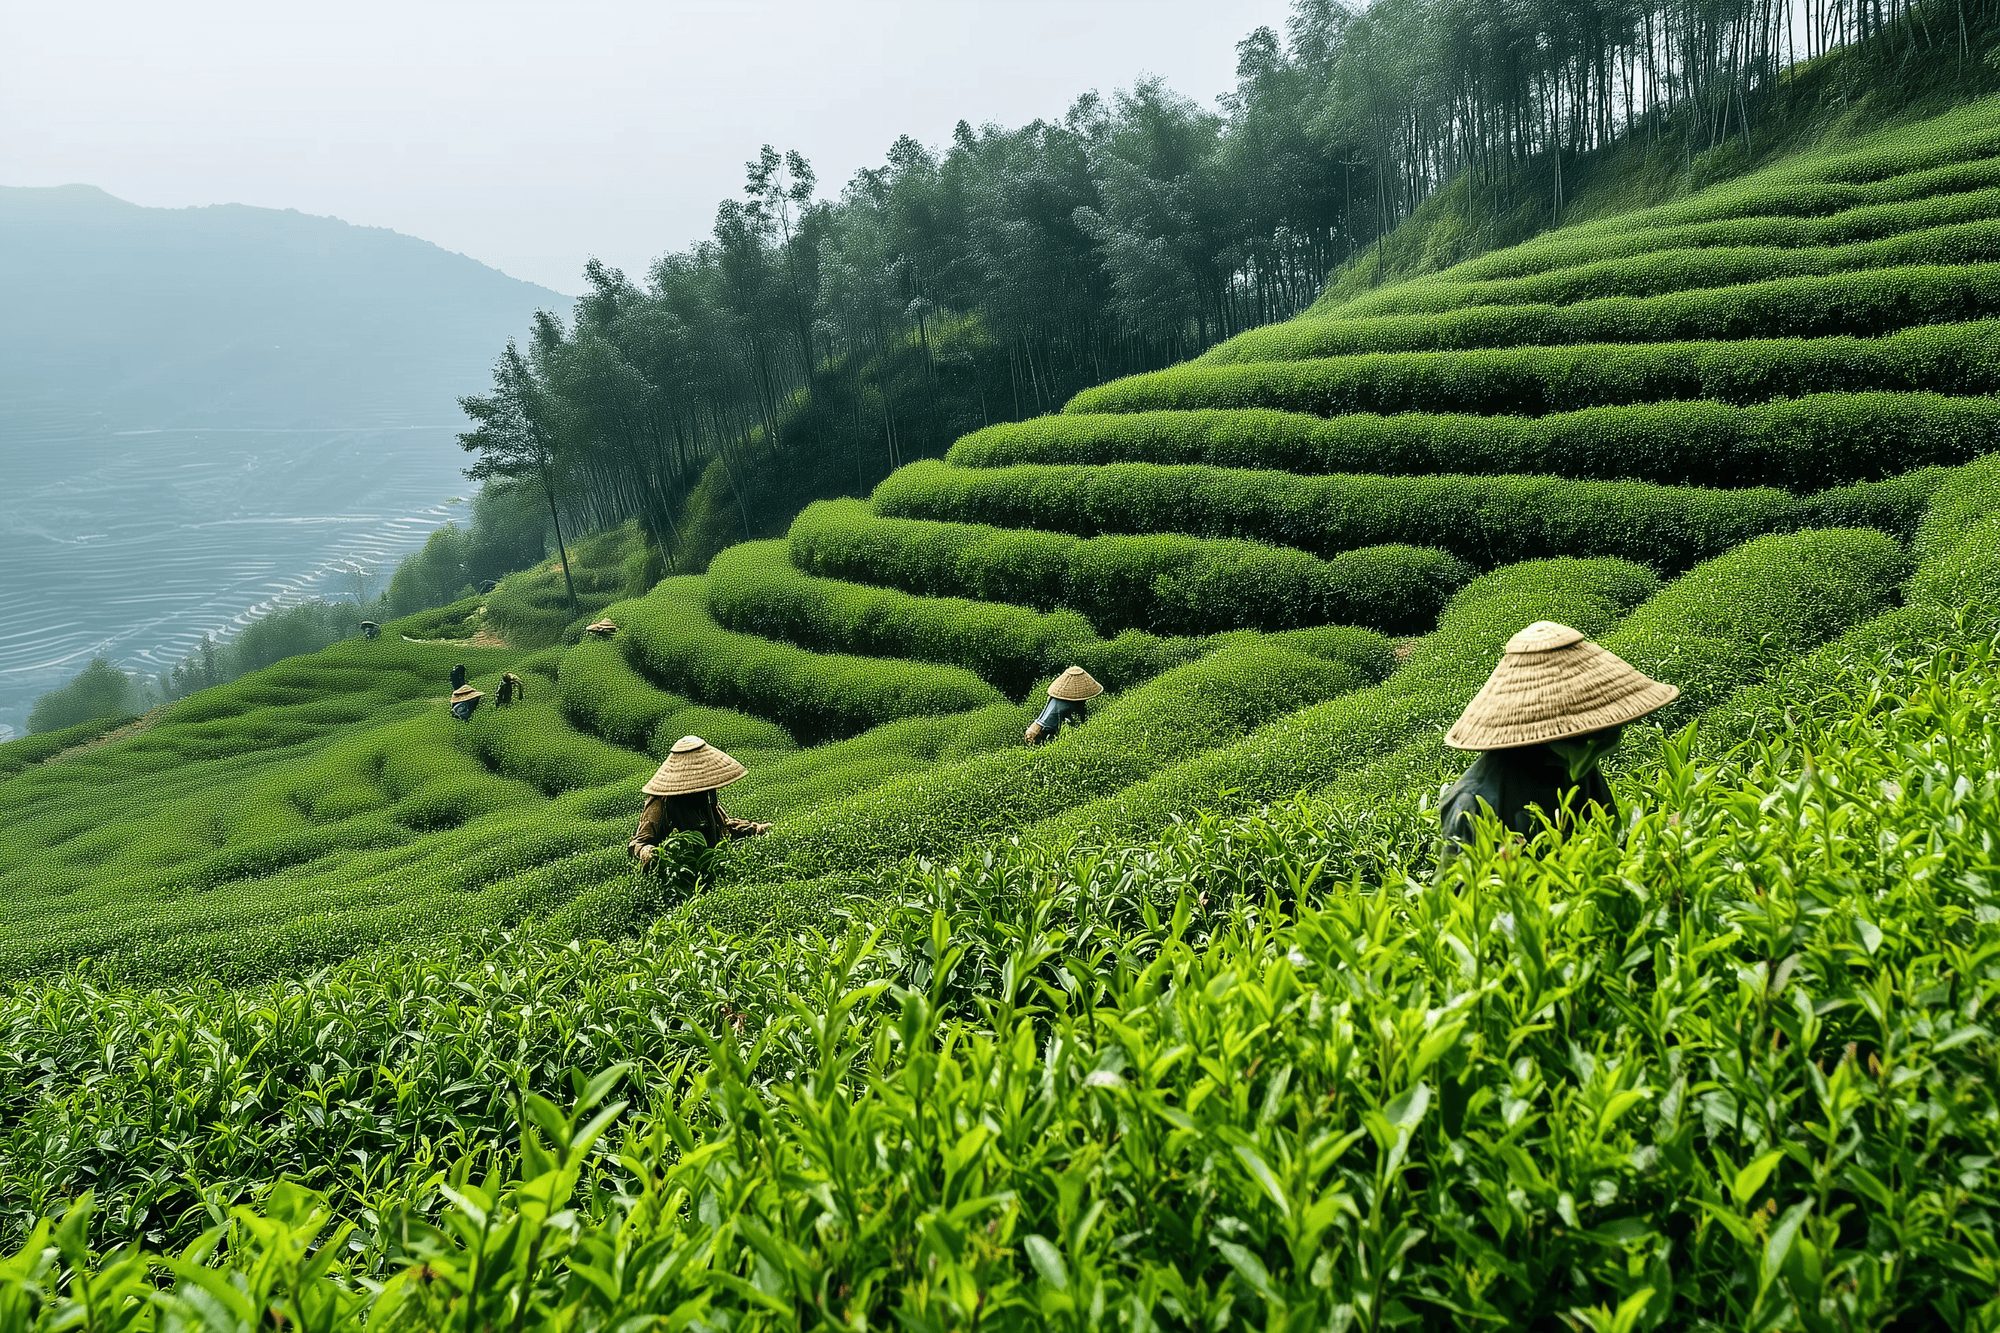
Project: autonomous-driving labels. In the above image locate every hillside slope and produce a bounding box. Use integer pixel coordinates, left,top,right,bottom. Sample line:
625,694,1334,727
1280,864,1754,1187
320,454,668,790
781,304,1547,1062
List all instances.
7,97,2000,986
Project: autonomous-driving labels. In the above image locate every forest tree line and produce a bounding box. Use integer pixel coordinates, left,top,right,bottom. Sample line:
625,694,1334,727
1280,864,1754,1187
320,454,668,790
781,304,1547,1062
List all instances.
459,0,2000,573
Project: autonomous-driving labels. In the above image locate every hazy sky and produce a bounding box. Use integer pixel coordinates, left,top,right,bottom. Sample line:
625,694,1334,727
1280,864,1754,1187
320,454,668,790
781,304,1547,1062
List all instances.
3,0,1297,295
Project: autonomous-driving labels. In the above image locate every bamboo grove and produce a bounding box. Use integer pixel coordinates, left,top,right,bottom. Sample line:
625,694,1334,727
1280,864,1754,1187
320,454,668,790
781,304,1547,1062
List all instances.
460,0,2000,569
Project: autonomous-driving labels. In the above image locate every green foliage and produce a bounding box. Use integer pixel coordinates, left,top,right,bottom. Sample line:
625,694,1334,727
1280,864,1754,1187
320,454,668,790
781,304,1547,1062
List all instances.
1337,217,2000,318
960,392,2000,491
483,523,645,648
615,578,1005,745
384,593,484,642
26,659,137,735
1077,318,2000,418
1909,452,2000,608
11,620,2000,1324
791,498,1475,635
0,716,141,778
719,632,1391,885
874,457,1942,573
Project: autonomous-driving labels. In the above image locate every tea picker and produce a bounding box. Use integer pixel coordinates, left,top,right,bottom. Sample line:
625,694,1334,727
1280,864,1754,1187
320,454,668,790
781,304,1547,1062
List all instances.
360,620,379,640
629,735,770,867
450,663,467,691
496,672,525,707
1025,666,1102,746
449,686,483,721
585,618,618,640
1436,621,1678,868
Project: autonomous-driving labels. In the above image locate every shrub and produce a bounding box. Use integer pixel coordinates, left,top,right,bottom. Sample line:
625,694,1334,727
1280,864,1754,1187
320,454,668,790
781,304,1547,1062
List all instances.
614,578,1006,745
1074,320,2000,419
959,393,2000,492
1184,261,2000,362
27,658,139,734
1909,452,2000,610
722,632,1391,884
792,499,1476,636
1035,557,1659,847
0,715,140,776
384,593,484,642
555,637,686,750
1340,219,2000,319
707,540,1106,697
874,458,1942,572
1376,186,2000,289
649,705,795,759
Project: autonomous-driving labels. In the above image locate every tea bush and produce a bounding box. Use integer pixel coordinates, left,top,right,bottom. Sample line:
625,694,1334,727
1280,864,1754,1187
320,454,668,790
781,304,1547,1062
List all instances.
614,578,1005,744
1075,318,2000,418
1342,218,2000,317
875,458,1941,571
790,499,1474,634
957,392,2000,491
553,637,686,751
720,630,1391,885
1184,260,2000,361
12,613,1999,1325
0,716,140,778
1388,185,2000,286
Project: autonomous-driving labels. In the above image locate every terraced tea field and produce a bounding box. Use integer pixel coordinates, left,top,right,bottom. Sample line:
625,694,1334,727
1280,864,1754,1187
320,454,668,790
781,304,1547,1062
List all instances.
7,99,2000,1327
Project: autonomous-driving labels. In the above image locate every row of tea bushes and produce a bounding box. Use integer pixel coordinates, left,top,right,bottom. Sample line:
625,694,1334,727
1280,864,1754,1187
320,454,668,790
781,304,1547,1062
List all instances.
873,458,1944,572
1343,218,2000,318
955,394,2000,492
718,630,1392,886
612,578,1005,745
1073,319,2000,419
9,623,2000,1325
1037,524,1910,851
1389,185,2000,287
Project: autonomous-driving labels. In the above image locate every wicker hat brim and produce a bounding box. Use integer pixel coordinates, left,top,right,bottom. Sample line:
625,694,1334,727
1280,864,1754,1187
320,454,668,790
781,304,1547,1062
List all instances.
450,688,484,702
1445,640,1679,750
642,747,748,796
1049,670,1104,701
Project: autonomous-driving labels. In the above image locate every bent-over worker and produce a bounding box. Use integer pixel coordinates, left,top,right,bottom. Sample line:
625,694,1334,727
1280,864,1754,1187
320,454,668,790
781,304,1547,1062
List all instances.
360,620,380,641
1436,621,1677,869
450,663,467,691
1025,666,1102,746
585,618,618,640
496,672,524,707
628,735,770,867
449,685,483,721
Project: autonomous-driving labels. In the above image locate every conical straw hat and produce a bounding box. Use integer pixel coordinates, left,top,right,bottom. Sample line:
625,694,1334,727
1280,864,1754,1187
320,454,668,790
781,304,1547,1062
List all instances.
642,735,748,796
450,686,483,703
1047,666,1104,701
586,618,618,634
1444,621,1679,750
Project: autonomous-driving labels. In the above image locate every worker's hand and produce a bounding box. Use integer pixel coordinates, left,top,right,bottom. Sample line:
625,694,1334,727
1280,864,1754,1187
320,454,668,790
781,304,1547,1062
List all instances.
752,822,771,835
636,845,655,867
1024,722,1043,745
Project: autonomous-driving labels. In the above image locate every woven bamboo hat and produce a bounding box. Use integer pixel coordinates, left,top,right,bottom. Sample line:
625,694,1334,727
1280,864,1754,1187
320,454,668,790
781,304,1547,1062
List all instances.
642,735,748,796
449,686,483,703
1444,621,1678,751
585,618,618,636
1048,666,1104,701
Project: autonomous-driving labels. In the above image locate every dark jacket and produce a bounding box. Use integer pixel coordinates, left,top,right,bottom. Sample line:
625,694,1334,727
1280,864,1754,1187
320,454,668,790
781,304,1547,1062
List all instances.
1026,697,1086,745
1437,745,1617,868
449,696,480,722
450,665,467,691
629,790,762,858
497,673,524,706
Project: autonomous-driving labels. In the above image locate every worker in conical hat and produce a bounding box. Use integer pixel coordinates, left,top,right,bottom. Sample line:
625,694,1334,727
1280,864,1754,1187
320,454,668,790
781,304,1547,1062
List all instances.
1437,621,1677,868
360,620,380,640
449,685,484,721
628,735,770,867
496,672,525,707
585,618,618,639
1025,666,1103,746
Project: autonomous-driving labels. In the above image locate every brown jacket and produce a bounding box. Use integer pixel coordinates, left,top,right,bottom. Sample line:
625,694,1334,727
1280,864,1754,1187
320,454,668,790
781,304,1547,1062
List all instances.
628,791,764,860
497,673,524,706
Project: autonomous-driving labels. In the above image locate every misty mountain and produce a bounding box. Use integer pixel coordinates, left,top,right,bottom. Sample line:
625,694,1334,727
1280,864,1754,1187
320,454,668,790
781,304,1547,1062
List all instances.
0,184,563,426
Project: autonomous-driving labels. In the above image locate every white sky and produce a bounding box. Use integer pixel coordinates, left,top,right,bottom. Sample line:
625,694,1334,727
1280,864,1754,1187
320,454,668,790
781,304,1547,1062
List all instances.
3,0,1297,295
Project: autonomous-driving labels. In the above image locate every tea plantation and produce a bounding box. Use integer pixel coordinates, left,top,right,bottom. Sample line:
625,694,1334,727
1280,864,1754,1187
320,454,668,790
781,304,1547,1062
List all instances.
6,102,2000,1328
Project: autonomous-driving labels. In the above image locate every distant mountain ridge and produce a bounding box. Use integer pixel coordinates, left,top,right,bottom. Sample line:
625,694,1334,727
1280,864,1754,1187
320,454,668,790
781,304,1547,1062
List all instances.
0,184,563,427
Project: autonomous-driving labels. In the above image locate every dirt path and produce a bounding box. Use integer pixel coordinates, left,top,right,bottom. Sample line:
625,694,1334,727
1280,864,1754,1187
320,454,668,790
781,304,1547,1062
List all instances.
42,707,171,765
